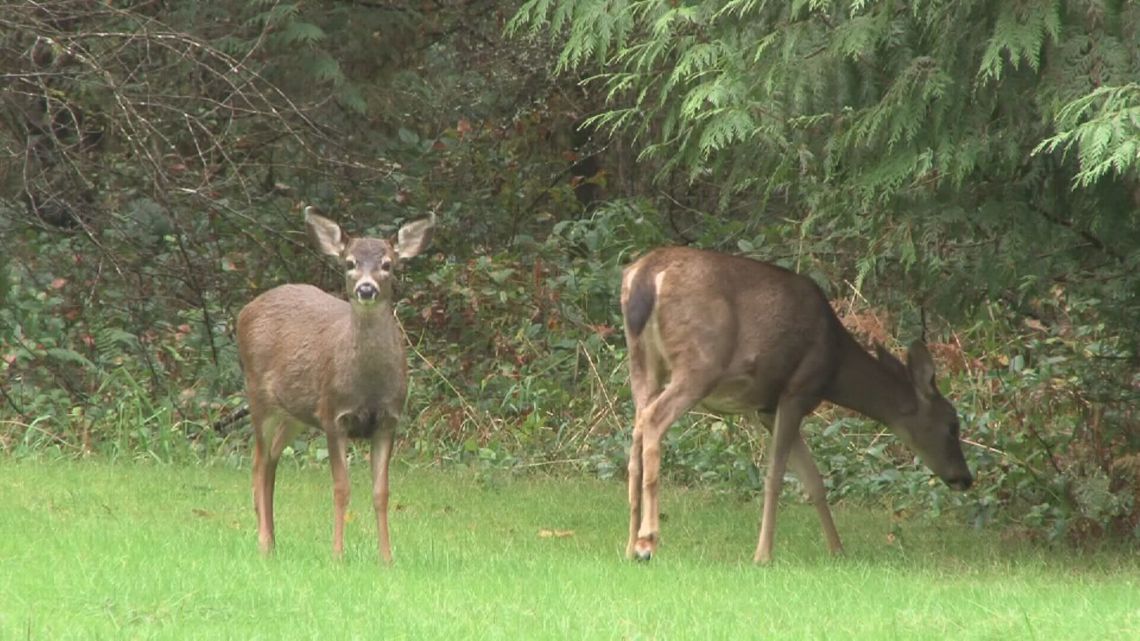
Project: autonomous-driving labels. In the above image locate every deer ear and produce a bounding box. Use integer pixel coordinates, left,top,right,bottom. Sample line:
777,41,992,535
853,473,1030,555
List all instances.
305,206,348,257
395,213,436,260
906,340,938,398
874,342,910,381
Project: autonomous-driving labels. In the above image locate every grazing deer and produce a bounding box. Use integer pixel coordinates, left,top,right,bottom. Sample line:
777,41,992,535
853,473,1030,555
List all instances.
237,206,435,562
620,247,972,563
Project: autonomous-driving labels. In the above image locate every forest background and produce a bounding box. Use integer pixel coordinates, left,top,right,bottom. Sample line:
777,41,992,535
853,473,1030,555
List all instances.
2,0,1138,544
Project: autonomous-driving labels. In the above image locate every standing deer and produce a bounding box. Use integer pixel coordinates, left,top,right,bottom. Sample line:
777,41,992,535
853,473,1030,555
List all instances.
237,206,435,562
620,247,972,563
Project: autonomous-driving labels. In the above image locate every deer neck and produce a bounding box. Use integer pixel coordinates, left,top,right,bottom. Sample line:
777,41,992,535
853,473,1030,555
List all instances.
824,334,916,425
344,300,400,371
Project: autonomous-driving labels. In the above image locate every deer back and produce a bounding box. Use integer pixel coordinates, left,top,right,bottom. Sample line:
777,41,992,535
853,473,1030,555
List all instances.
621,246,971,489
622,246,845,414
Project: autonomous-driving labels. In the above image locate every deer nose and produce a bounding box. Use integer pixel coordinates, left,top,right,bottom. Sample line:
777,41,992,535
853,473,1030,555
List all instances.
355,282,379,302
947,475,973,491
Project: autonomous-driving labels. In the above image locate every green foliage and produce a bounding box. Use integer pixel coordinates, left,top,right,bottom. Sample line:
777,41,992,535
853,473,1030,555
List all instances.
4,0,1140,551
400,202,666,472
1,0,566,462
511,0,1140,541
978,0,1062,82
1036,83,1140,187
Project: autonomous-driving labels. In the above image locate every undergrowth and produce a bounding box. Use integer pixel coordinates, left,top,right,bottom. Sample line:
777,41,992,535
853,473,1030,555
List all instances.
3,200,1139,544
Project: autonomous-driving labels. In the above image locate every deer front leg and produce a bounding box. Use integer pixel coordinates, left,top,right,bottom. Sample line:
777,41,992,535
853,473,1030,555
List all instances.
755,412,843,556
786,434,843,555
370,423,396,565
326,430,351,559
754,404,807,564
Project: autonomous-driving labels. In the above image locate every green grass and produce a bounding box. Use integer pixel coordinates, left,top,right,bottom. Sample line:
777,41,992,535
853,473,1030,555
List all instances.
1,459,1136,640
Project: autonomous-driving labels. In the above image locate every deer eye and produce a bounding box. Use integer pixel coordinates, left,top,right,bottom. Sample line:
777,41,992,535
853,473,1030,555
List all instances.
345,257,357,270
380,260,392,273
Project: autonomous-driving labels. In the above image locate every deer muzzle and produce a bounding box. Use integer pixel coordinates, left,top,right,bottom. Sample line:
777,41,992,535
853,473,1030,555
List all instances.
946,475,973,491
354,281,380,302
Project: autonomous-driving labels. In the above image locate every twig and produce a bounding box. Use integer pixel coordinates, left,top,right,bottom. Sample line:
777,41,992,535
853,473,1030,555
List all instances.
576,341,624,448
212,405,250,433
396,313,488,436
1,418,84,453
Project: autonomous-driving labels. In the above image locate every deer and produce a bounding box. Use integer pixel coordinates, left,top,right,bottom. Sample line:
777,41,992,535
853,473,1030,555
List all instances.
236,206,435,562
620,246,973,564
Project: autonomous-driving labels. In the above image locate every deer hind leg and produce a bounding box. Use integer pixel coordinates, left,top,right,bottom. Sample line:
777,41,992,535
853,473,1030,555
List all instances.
626,333,671,560
632,375,710,561
252,410,298,555
754,402,811,564
626,427,644,560
370,422,396,565
251,416,271,554
626,350,663,559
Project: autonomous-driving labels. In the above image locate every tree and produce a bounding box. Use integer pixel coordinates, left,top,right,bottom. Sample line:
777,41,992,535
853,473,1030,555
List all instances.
512,0,1140,539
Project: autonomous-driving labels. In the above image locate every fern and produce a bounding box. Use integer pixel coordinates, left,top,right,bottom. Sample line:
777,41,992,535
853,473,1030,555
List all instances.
506,0,556,34
302,55,344,86
697,109,756,157
337,84,367,116
509,0,1140,350
1036,84,1140,186
978,0,1061,82
279,21,326,46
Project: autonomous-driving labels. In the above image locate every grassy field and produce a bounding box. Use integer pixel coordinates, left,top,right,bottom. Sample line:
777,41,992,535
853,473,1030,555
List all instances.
1,459,1136,640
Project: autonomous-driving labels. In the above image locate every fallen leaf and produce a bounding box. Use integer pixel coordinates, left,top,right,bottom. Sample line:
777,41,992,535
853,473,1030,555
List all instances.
538,529,574,538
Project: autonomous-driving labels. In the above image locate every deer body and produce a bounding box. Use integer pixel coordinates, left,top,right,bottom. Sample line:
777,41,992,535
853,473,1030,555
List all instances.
239,285,406,436
237,207,434,562
621,246,972,563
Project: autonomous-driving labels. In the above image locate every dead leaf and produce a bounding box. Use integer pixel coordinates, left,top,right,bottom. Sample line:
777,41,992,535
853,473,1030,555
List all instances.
538,529,574,538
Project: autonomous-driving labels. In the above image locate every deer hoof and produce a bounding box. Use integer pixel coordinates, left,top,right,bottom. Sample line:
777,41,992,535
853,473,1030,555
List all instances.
633,537,655,562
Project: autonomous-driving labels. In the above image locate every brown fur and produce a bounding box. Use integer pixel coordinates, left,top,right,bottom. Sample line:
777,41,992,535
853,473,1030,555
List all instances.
236,207,435,562
620,246,972,563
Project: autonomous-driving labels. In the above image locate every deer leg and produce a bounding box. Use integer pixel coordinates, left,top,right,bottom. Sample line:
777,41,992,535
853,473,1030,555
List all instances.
633,379,707,561
326,430,350,559
787,435,843,555
625,351,661,559
625,428,644,559
252,425,272,554
754,403,807,564
754,413,843,556
252,411,288,555
370,422,396,565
